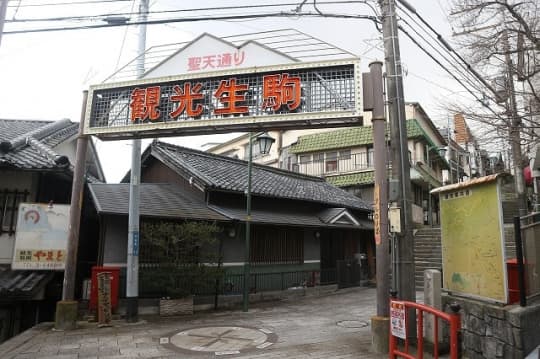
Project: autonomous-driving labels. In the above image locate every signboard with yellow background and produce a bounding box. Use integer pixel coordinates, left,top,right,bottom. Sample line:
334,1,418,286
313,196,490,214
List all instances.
433,175,508,303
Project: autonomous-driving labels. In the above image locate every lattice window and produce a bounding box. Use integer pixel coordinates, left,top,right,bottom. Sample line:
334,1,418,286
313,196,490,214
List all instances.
250,226,303,264
0,190,29,235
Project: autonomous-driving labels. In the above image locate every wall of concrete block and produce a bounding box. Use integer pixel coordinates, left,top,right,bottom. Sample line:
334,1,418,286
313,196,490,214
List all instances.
443,294,540,359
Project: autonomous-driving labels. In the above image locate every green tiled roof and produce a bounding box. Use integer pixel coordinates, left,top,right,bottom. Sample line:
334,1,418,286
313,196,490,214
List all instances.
326,171,375,187
290,119,425,154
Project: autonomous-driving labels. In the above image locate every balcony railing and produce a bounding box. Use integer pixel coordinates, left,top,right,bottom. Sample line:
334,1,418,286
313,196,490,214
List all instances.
292,153,373,177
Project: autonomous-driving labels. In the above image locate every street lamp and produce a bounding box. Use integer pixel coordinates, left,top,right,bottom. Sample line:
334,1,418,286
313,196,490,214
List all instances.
243,132,275,312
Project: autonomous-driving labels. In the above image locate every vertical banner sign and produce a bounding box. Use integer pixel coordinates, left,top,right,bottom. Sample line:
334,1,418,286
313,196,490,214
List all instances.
374,184,381,245
132,232,139,256
390,301,406,339
97,272,112,326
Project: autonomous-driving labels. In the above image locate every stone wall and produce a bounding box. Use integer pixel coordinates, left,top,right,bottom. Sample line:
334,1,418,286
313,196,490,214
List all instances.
443,294,540,359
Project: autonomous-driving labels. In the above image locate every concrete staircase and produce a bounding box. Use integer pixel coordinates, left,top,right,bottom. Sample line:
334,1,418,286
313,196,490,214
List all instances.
413,227,443,290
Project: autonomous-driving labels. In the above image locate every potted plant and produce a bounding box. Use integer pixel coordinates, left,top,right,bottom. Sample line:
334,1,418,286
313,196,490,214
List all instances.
139,220,223,316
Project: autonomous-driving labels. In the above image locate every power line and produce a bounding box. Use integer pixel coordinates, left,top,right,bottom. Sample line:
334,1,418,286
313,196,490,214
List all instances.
396,6,491,101
395,0,502,102
7,0,132,7
397,25,507,123
113,0,136,71
5,1,376,23
3,11,380,34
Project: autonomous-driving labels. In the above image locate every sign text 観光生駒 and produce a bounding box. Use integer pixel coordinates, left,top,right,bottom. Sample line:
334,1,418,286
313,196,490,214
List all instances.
84,60,362,139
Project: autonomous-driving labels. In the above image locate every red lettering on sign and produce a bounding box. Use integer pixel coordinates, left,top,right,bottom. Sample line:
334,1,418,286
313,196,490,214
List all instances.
187,57,202,71
234,50,245,65
262,73,302,111
201,55,216,69
217,53,232,68
129,86,161,122
214,78,249,115
170,83,204,118
33,250,46,261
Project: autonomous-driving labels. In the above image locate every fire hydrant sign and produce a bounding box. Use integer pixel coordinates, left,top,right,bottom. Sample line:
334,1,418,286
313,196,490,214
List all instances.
390,301,406,339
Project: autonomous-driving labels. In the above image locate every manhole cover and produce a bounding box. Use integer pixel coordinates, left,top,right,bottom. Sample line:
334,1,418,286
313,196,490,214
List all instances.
161,326,277,355
336,320,369,328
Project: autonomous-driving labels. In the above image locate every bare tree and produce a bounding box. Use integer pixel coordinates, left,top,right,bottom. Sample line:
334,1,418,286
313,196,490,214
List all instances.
445,0,539,211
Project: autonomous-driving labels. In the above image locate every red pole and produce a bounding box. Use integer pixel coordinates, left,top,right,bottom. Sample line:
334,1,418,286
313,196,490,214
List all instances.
417,310,423,359
449,314,459,359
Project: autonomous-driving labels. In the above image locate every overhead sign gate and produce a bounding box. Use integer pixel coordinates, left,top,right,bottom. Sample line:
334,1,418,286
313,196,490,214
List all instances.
83,59,362,139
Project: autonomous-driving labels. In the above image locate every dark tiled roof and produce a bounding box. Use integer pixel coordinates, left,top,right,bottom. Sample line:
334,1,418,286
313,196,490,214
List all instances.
290,119,425,154
0,266,54,300
210,204,365,228
0,119,78,170
88,183,229,221
317,208,347,223
151,141,371,211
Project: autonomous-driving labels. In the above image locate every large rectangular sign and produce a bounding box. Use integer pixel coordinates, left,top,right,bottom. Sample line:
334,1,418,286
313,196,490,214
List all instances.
12,203,70,270
438,181,507,303
84,59,362,139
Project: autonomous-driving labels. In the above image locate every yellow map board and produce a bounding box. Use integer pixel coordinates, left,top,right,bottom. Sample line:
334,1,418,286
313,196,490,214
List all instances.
439,180,507,303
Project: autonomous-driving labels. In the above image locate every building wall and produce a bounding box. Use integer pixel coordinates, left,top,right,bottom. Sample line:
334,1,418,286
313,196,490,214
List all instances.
141,158,206,201
101,214,322,272
102,215,128,266
53,140,77,168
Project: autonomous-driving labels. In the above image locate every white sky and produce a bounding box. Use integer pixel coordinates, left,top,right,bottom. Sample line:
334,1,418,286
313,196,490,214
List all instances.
0,0,472,182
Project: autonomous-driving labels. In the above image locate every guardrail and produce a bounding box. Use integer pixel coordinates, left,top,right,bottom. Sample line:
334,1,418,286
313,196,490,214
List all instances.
389,299,461,359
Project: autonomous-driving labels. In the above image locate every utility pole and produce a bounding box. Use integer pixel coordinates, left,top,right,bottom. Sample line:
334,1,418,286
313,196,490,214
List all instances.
55,91,89,330
369,61,391,353
378,0,416,336
503,29,527,214
126,0,148,323
0,0,7,47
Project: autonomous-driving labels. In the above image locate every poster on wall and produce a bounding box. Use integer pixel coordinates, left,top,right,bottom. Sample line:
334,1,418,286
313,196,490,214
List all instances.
11,203,70,270
390,301,406,339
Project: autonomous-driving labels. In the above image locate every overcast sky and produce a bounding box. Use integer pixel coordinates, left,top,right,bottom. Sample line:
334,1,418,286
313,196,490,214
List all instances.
0,0,468,182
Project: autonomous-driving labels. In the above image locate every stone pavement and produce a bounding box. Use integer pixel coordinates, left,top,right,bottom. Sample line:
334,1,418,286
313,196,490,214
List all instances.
0,287,388,359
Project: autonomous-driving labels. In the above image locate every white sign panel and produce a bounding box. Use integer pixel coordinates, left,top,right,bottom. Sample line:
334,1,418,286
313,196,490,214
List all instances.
12,203,70,270
390,301,407,339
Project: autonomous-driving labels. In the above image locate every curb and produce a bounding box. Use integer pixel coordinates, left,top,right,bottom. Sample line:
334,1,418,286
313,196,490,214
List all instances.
0,322,52,359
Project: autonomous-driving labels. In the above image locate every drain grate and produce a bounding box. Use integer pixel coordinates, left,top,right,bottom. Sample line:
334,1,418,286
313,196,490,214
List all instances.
161,325,277,355
336,320,369,328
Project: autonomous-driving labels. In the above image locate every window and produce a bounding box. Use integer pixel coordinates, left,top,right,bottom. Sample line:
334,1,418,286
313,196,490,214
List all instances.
339,150,351,160
367,147,374,167
299,154,311,164
325,151,338,172
251,226,303,264
313,153,324,163
1,190,29,235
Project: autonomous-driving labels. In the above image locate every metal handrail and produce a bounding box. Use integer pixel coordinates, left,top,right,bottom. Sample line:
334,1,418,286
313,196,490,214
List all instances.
389,299,461,359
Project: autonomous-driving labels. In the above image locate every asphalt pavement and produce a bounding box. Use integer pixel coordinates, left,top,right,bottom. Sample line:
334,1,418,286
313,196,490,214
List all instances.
0,286,388,359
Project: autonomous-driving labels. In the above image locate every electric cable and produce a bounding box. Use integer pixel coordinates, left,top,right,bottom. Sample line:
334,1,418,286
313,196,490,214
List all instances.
5,1,378,23
398,25,508,124
396,3,493,100
7,0,132,7
3,11,380,34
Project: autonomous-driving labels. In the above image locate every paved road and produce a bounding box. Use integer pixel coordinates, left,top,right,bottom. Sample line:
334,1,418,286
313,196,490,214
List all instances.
0,287,388,358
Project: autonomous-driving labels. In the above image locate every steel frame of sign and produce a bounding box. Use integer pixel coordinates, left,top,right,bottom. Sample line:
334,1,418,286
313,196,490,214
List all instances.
83,59,362,140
